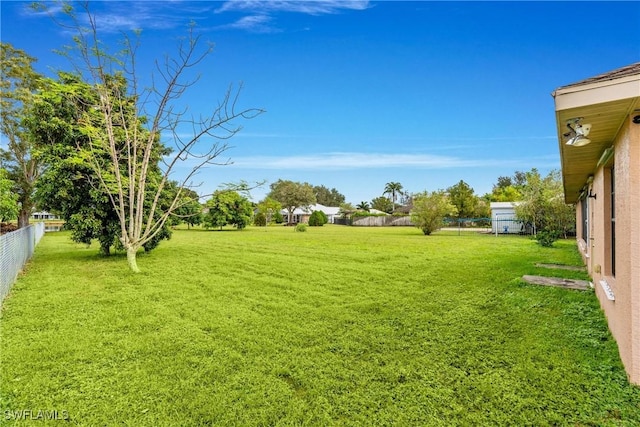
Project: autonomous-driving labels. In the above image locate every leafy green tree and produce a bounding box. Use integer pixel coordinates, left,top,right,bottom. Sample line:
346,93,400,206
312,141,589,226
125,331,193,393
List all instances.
253,212,267,226
384,181,404,207
356,201,370,211
29,72,177,256
495,176,513,189
36,3,263,272
514,168,545,231
204,191,253,230
0,43,44,228
447,180,478,219
171,187,203,229
256,196,282,224
410,190,458,235
474,198,491,222
512,171,528,189
268,179,316,224
514,168,575,244
273,211,284,224
338,202,356,218
0,168,19,222
371,196,393,213
489,185,522,202
313,185,345,206
487,173,525,202
29,73,123,255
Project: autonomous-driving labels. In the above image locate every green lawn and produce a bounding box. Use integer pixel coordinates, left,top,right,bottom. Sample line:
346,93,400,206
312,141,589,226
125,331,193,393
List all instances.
1,226,639,425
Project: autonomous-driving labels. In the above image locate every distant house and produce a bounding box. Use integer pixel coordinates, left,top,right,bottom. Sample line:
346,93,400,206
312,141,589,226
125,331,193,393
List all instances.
31,211,59,220
552,62,640,384
282,204,341,224
489,202,523,234
368,209,388,215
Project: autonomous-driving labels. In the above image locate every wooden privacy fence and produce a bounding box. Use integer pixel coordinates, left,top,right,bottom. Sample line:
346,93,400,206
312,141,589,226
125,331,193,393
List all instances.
0,222,45,305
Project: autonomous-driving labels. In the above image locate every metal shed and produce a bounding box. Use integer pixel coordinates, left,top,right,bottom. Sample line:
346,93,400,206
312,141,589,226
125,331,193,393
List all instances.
490,202,524,234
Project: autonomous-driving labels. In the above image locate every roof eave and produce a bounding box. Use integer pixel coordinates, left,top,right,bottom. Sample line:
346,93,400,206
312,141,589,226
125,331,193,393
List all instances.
553,76,640,111
553,72,640,204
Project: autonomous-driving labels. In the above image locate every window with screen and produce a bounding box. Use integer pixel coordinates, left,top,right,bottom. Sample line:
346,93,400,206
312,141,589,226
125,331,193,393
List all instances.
581,195,588,242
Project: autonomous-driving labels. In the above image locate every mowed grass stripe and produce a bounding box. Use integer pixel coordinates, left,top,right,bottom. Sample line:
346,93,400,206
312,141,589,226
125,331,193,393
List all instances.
1,226,638,425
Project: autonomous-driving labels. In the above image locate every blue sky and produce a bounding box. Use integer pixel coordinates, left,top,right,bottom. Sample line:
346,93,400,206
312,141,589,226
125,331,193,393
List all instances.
2,1,639,204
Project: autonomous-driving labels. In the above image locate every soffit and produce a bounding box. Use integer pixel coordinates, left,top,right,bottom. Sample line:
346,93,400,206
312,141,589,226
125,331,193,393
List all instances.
554,69,640,204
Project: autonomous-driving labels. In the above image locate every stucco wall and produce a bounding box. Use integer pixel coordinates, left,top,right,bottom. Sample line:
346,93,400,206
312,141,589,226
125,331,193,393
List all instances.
626,115,640,384
580,115,640,384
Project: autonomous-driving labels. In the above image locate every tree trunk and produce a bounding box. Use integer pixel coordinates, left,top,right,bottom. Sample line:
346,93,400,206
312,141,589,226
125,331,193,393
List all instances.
100,244,111,256
17,209,30,229
126,246,141,273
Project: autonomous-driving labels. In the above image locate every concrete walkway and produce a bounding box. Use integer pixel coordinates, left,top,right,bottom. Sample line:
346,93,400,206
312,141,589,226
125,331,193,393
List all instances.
522,275,591,291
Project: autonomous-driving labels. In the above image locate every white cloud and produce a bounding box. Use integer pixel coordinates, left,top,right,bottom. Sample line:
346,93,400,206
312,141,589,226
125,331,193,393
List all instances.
217,1,371,15
32,1,370,35
33,2,213,34
228,152,537,170
214,0,370,33
20,2,65,18
217,15,280,34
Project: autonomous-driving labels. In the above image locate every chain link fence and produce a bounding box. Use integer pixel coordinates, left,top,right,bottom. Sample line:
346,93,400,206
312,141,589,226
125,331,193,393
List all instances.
1,222,45,305
334,215,535,236
491,217,535,236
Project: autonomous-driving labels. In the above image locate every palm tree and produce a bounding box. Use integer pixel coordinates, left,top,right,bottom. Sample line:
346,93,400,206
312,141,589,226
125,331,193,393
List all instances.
356,201,370,211
384,182,404,206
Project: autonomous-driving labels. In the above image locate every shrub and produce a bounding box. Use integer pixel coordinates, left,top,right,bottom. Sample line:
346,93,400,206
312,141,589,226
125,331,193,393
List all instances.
410,191,457,236
254,212,267,226
308,210,328,226
319,211,328,224
536,230,560,247
294,223,307,232
274,212,284,224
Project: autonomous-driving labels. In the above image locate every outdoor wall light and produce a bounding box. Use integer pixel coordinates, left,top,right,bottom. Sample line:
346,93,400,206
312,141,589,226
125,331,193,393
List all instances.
564,117,592,146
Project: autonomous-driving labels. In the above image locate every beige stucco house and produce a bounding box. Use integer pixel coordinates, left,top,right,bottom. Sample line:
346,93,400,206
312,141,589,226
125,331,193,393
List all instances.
552,62,640,384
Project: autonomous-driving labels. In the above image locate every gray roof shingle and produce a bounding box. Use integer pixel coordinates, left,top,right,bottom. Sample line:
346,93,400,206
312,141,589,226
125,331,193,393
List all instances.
558,62,640,89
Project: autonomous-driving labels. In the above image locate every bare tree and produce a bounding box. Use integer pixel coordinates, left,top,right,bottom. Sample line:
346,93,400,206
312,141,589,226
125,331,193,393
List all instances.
53,3,263,272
